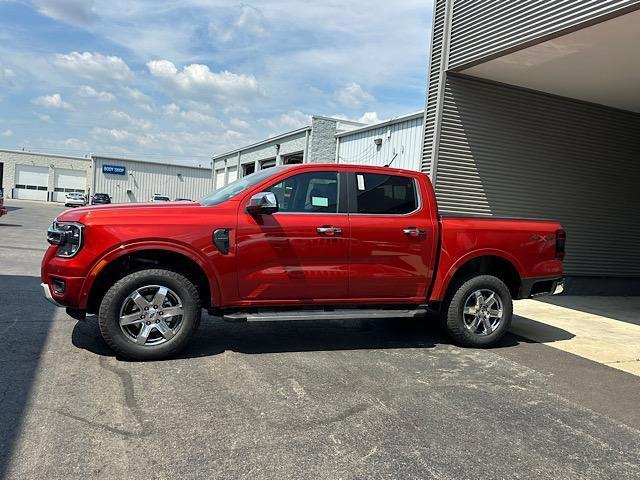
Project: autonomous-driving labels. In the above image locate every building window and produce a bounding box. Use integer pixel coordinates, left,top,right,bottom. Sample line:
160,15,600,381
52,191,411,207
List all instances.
242,163,256,177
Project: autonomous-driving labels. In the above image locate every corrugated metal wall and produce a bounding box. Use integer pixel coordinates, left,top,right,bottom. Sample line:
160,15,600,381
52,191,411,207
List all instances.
337,114,424,171
434,75,640,276
421,0,448,176
448,0,640,70
93,157,213,203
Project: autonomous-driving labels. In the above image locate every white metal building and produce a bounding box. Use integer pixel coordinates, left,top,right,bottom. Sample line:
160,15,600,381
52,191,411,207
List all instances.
0,150,214,204
335,111,424,170
212,115,364,190
92,156,213,203
0,149,91,202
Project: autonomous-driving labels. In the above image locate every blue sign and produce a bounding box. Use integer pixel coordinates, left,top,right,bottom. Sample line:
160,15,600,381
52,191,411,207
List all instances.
103,164,127,175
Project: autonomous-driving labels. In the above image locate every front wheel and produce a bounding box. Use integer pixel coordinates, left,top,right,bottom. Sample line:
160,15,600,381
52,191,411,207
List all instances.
443,275,513,348
98,268,201,360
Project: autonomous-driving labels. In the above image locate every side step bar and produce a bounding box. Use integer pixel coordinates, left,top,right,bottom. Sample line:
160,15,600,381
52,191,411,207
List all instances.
223,307,428,323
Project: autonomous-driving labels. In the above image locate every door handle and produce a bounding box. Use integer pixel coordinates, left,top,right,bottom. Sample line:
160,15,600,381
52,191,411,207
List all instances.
317,226,342,236
403,228,426,237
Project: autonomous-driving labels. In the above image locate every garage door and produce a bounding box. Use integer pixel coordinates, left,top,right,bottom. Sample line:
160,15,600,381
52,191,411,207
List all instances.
227,166,238,183
14,164,48,201
215,168,225,189
53,168,86,203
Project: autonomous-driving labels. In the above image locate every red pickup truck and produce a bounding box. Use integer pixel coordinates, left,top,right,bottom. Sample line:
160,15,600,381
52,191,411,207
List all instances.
42,164,564,360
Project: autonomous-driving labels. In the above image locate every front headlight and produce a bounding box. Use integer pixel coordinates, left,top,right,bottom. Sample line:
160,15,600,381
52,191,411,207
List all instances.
47,221,84,258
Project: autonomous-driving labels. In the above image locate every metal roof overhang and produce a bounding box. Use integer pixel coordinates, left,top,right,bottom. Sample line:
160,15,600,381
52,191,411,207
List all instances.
456,8,640,113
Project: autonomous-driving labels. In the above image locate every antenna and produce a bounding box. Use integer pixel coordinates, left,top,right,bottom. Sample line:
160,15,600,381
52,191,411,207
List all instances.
384,152,398,168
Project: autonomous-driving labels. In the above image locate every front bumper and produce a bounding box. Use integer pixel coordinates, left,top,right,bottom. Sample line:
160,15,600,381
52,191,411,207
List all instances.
41,282,64,307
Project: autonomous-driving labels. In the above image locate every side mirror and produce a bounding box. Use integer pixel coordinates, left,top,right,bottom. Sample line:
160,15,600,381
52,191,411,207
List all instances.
246,192,278,215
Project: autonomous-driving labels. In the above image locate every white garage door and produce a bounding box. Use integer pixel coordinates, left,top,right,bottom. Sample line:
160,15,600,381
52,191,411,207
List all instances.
14,164,48,201
53,168,86,203
215,168,225,189
227,166,238,183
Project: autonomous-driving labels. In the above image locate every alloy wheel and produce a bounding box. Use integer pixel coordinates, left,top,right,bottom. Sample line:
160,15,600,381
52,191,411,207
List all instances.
462,289,503,336
118,285,184,346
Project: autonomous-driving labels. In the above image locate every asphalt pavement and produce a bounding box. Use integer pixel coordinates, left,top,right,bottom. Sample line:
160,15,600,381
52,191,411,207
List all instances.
1,200,639,480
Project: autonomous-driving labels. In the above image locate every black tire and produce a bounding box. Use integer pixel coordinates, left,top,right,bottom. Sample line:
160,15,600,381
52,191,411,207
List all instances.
98,268,201,360
442,274,513,348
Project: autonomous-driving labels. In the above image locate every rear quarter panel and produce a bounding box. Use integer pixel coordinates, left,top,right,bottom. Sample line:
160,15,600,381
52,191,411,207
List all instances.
429,217,563,301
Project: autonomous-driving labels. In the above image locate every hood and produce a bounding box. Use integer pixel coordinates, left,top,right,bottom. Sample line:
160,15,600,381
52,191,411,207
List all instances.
56,201,203,223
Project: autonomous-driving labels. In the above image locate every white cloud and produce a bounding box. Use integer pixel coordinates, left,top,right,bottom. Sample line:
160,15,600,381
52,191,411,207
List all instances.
209,5,267,43
229,118,250,130
34,0,96,25
335,83,374,108
37,113,52,122
162,103,223,127
78,85,116,102
147,60,260,101
267,110,311,132
32,93,72,109
358,111,381,124
107,110,152,130
92,127,152,146
53,51,132,82
1,129,13,137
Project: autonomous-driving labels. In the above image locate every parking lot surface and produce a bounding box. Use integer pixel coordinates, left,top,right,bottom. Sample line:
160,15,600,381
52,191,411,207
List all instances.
1,200,640,479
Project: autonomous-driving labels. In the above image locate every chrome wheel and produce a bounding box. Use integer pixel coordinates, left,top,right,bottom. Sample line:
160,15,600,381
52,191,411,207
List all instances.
119,285,184,346
462,289,503,336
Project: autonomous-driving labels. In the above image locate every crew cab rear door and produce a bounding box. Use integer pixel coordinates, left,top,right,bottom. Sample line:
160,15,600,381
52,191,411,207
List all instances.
347,170,437,300
235,168,349,301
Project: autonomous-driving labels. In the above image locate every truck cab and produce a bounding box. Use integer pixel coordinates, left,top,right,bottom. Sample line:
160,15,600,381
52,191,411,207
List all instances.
42,164,564,360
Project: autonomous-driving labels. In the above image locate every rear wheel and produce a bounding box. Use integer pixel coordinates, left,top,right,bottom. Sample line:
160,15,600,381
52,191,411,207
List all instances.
443,275,513,347
98,268,201,360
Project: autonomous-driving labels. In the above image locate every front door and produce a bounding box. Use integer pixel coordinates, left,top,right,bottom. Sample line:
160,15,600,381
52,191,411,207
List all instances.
348,171,437,300
236,169,349,301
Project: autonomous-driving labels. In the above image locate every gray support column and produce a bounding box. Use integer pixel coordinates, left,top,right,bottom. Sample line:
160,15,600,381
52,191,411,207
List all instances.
428,0,454,187
303,129,310,163
236,151,241,177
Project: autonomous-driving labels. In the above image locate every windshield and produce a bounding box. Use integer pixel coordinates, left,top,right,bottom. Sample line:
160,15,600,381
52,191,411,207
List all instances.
200,166,287,206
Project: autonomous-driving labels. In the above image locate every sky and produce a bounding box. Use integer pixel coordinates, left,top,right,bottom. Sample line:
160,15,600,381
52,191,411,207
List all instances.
0,0,433,166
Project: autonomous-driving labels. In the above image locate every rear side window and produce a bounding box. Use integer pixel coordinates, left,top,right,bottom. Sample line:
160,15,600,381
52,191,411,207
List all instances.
354,173,417,214
265,171,339,213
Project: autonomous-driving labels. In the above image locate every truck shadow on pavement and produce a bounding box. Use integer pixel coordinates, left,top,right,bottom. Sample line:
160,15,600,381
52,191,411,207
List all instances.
72,312,575,360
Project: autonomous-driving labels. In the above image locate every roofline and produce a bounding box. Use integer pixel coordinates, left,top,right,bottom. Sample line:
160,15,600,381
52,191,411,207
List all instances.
211,126,311,161
92,154,211,170
0,148,89,161
335,111,425,138
312,115,366,126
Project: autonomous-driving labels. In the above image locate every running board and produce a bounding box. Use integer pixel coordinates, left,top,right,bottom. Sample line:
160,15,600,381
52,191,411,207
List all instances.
223,307,427,323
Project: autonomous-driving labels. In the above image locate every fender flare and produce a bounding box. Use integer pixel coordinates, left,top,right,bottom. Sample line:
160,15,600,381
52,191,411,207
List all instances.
80,240,222,308
430,248,525,302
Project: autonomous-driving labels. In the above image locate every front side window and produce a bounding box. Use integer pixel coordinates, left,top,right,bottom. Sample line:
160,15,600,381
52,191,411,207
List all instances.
354,173,417,214
265,171,339,213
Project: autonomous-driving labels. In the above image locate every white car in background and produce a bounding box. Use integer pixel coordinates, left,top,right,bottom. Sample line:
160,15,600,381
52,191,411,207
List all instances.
151,194,171,202
64,192,87,207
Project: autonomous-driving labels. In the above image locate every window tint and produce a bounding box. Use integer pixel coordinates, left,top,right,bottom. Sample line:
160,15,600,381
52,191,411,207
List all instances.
354,173,417,214
266,171,339,213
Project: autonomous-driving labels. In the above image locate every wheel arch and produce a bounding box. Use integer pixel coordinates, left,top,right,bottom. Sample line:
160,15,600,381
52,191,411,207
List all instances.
432,251,523,303
85,244,219,313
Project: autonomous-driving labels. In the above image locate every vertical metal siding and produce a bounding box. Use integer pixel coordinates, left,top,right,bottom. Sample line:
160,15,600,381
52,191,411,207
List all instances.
435,75,640,276
93,157,213,203
449,0,640,69
421,0,448,176
337,116,424,171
